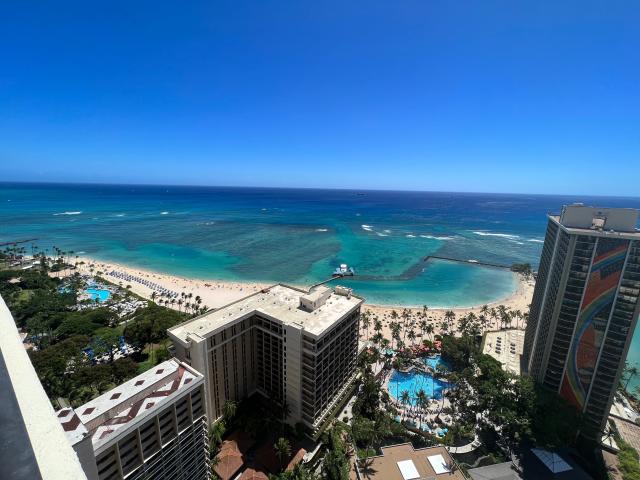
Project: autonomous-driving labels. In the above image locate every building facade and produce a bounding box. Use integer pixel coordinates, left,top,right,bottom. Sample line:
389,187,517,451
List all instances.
57,359,210,480
523,205,640,437
168,284,362,432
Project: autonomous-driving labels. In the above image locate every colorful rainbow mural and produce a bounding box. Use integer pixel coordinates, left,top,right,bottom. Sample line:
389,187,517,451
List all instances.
560,238,629,410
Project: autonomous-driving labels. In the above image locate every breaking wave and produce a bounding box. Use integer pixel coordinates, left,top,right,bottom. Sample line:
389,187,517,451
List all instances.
472,231,520,240
420,235,455,240
53,211,82,216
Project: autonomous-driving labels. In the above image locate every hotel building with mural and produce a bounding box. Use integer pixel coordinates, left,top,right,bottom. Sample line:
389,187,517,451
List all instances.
523,204,640,438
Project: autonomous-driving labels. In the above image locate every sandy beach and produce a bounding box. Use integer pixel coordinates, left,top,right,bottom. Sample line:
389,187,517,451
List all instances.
76,255,533,337
76,256,272,311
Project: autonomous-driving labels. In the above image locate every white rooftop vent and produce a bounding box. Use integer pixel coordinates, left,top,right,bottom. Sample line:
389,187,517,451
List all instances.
396,460,420,480
427,454,450,474
334,285,353,298
299,286,331,312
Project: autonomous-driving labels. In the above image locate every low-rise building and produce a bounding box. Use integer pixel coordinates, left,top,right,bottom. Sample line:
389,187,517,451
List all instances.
57,358,210,480
168,284,362,431
482,329,524,374
355,443,464,480
467,448,593,480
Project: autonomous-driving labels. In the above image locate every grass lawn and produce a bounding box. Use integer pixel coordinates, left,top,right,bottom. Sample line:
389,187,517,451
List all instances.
16,289,34,304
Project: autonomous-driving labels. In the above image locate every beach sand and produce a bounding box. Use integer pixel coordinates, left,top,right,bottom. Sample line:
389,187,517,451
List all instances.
76,256,533,337
76,256,271,311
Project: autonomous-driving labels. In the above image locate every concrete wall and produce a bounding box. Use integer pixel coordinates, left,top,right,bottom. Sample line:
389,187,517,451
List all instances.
0,295,88,480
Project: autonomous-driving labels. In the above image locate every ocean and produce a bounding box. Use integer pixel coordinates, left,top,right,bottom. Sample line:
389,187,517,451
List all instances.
2,182,640,382
2,183,640,304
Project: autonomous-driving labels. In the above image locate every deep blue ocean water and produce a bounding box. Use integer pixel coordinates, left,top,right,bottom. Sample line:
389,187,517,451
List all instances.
2,183,640,386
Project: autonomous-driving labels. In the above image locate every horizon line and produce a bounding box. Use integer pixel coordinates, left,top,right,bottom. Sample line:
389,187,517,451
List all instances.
1,179,639,201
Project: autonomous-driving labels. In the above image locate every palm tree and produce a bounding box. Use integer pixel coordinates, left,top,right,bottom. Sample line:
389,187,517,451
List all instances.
208,420,226,458
490,307,498,329
400,390,411,416
390,322,401,350
623,363,639,392
401,308,411,342
418,319,428,339
444,310,456,332
361,311,371,340
415,389,428,429
425,323,434,341
513,309,522,329
223,400,237,420
274,437,291,472
374,319,383,335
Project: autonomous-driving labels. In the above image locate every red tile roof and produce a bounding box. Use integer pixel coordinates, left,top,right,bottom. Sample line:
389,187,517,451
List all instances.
286,448,306,471
239,467,269,480
213,431,256,480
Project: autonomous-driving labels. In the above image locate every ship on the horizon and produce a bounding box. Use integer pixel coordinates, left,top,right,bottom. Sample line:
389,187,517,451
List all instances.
333,263,355,276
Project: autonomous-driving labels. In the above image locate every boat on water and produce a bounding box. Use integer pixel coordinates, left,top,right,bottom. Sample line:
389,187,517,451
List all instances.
333,263,355,276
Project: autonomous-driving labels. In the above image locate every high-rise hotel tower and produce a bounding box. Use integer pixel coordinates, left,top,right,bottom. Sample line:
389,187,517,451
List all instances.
523,204,640,437
168,284,362,434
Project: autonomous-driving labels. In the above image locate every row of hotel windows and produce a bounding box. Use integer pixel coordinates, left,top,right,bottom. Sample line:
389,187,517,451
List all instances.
204,310,359,422
523,220,558,367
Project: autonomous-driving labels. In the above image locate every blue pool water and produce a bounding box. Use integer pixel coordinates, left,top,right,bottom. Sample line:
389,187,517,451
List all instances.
388,356,450,404
85,288,111,302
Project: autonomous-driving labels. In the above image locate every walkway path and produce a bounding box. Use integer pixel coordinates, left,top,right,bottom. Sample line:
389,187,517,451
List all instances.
447,432,481,454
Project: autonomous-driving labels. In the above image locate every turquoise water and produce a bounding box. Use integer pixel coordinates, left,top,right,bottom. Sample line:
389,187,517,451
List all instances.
85,288,111,302
0,183,579,308
388,356,450,403
3,184,640,386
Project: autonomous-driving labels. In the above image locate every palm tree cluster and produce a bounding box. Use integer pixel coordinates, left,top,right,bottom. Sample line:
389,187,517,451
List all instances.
362,302,529,354
151,290,207,316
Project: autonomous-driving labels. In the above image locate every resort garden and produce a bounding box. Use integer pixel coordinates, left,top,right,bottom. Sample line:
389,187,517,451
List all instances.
0,246,192,408
346,310,594,478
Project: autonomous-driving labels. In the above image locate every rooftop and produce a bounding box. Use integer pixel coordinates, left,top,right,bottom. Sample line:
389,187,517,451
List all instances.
57,358,202,452
550,204,640,239
482,329,524,375
168,284,363,343
357,443,464,480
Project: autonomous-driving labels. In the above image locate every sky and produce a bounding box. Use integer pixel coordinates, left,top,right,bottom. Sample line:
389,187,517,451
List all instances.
1,1,638,195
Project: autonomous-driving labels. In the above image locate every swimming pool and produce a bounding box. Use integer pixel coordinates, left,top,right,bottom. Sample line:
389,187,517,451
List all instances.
388,355,450,404
85,288,111,302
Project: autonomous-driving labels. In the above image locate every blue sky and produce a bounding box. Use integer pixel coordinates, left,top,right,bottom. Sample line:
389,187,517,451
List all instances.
1,1,638,195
